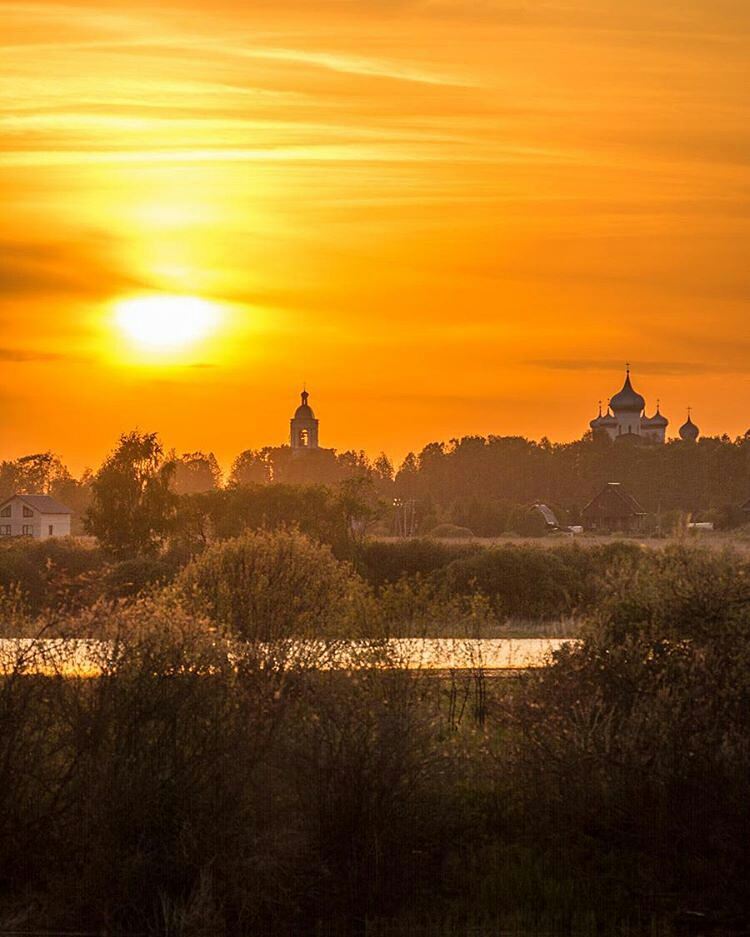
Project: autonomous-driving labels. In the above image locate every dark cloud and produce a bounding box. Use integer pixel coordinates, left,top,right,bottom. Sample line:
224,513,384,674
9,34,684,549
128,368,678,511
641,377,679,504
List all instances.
0,236,145,299
530,359,749,376
0,347,91,364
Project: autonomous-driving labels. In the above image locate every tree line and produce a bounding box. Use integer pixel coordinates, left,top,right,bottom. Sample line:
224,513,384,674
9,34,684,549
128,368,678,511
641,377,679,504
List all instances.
2,429,750,546
395,432,750,532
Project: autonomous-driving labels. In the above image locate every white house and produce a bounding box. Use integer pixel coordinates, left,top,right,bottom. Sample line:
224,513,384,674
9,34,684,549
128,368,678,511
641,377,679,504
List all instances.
0,494,73,539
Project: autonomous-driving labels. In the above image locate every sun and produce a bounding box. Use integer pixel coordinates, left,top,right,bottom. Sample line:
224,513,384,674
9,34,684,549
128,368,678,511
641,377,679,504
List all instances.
114,295,221,352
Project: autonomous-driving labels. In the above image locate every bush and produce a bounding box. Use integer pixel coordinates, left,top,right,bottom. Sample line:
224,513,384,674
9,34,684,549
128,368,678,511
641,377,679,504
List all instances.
357,538,480,589
0,537,105,613
177,528,366,640
0,595,458,933
428,523,475,539
501,546,750,919
442,541,645,622
443,544,585,620
103,556,176,599
372,575,499,638
589,544,750,645
0,597,303,933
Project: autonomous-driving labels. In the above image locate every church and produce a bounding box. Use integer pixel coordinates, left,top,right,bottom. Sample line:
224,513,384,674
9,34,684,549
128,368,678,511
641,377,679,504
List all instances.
589,368,699,443
290,389,321,454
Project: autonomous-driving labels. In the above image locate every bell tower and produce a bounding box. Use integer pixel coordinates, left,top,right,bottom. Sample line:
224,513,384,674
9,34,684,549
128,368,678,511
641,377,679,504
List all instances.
290,389,319,452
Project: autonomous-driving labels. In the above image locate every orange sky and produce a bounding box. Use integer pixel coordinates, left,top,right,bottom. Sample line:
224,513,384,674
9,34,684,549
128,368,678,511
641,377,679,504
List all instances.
2,0,749,473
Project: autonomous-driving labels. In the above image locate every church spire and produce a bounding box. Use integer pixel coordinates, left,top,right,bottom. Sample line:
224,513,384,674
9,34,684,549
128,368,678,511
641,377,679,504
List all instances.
290,386,319,451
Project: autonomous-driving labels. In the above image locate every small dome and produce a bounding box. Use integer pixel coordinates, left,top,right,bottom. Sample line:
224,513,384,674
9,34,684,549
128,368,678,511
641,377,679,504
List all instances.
589,402,605,430
679,414,699,441
642,405,668,428
590,402,617,432
293,389,315,420
610,370,645,414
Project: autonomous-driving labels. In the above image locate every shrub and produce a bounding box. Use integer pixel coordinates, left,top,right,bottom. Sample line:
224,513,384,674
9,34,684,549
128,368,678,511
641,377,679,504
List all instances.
177,528,366,640
501,546,750,918
0,597,303,933
372,575,499,638
444,544,587,620
287,668,450,922
589,544,750,645
103,556,176,599
357,538,480,589
428,523,475,539
0,537,105,613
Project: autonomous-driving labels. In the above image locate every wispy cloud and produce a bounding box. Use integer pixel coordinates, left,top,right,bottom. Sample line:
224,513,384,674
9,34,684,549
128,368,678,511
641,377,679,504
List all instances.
244,47,477,87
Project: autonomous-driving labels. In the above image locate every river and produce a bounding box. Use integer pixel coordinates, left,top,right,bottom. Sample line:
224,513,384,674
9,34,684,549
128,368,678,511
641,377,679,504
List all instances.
0,636,573,676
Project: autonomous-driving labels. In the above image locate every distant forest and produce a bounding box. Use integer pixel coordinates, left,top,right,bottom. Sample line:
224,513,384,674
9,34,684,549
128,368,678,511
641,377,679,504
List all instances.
1,430,750,538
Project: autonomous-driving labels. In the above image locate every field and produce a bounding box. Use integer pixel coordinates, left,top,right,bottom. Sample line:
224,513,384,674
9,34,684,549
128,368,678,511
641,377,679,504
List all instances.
0,532,749,934
390,528,750,553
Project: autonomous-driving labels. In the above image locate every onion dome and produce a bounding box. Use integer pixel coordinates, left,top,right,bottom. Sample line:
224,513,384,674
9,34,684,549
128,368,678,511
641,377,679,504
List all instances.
642,401,668,428
679,411,699,442
600,407,617,429
294,389,315,420
589,401,605,431
609,368,645,414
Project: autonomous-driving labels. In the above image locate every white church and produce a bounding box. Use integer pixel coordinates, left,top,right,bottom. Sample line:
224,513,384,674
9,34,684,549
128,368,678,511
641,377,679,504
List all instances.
590,367,699,443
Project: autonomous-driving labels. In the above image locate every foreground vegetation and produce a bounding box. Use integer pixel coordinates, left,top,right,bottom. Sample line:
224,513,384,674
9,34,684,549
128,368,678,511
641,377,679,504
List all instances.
1,536,749,934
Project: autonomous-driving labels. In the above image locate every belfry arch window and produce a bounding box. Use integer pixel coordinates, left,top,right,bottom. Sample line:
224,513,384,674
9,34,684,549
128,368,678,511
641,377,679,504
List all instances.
299,429,310,447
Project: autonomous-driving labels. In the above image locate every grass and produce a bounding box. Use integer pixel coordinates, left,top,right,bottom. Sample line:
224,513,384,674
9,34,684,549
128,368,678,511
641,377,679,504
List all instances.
377,530,750,554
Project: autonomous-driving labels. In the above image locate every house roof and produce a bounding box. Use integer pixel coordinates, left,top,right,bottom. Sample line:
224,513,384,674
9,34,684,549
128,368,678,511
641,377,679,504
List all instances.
1,494,73,515
582,482,646,517
532,503,559,527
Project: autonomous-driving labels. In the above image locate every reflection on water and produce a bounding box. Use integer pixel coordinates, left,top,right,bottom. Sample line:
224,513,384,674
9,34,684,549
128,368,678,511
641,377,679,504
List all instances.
0,637,573,677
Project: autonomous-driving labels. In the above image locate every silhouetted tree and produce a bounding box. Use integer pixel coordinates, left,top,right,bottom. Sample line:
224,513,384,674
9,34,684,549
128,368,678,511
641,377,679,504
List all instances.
228,448,273,486
85,431,176,558
0,451,70,499
392,433,750,532
172,450,221,494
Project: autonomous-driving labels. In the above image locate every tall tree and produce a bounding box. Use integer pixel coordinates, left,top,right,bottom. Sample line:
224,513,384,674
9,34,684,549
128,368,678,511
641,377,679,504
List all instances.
228,448,273,486
85,431,176,558
172,451,221,494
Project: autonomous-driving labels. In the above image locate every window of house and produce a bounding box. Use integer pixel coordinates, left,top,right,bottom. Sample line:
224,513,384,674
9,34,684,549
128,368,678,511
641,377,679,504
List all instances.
299,429,309,447
23,505,34,517
48,525,54,536
0,525,11,537
22,525,33,536
0,505,10,517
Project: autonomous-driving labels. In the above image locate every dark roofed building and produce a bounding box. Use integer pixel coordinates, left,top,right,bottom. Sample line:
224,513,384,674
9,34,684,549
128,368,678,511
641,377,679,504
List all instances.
582,482,647,532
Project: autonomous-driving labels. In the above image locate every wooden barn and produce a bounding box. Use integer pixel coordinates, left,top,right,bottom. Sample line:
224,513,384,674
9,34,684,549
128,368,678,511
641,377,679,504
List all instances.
582,482,646,532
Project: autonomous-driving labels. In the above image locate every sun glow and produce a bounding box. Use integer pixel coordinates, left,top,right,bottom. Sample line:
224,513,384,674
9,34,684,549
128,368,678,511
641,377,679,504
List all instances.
114,295,221,352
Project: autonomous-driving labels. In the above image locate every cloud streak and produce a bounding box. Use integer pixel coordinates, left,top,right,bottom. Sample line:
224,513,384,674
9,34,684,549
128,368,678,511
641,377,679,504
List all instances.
244,47,477,87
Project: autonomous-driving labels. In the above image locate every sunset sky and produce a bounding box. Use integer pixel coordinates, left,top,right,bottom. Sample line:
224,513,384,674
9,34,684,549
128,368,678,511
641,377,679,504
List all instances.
2,0,749,473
